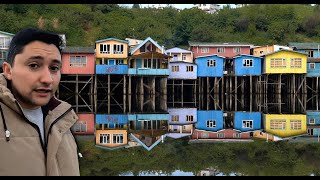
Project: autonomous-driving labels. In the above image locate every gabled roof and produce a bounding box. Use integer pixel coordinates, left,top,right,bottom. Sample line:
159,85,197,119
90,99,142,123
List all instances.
95,37,128,44
288,42,320,50
189,41,253,48
233,54,263,59
166,47,192,53
130,37,166,55
62,46,95,53
0,30,14,36
262,49,308,57
196,54,226,59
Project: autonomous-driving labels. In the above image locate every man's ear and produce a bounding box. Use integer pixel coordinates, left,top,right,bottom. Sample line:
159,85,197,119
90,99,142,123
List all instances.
2,62,12,80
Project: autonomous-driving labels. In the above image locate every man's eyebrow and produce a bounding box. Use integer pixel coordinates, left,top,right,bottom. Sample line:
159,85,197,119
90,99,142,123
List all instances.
27,56,61,64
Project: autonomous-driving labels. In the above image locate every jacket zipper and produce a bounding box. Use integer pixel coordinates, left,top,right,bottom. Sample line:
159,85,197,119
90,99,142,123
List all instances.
46,107,73,153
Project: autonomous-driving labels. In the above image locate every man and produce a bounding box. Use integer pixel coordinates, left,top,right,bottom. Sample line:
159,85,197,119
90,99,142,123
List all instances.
0,28,80,176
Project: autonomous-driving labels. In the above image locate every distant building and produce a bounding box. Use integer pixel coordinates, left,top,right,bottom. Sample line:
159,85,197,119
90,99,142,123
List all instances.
195,4,221,14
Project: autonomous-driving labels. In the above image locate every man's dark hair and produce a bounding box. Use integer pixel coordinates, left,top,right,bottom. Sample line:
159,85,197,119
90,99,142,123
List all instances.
6,28,63,66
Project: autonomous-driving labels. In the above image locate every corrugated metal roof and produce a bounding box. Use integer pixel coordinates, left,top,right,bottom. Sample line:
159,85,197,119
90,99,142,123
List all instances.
166,47,192,53
62,46,95,53
188,41,253,47
288,42,320,50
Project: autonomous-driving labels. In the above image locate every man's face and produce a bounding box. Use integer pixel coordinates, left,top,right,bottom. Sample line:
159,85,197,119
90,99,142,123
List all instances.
3,40,61,109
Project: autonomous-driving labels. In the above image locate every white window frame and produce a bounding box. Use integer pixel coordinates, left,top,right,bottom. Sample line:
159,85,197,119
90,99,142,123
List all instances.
207,59,216,67
201,47,209,53
270,119,286,130
172,65,179,72
100,44,110,54
309,118,315,124
100,134,110,144
243,59,253,67
242,120,253,128
0,37,12,49
233,133,241,138
290,58,302,68
182,54,187,61
113,134,124,144
290,120,302,130
206,120,216,128
113,44,124,54
186,66,194,72
270,58,286,68
217,47,225,53
171,115,179,122
309,63,315,69
201,132,209,138
233,47,241,53
186,115,194,122
218,133,224,138
72,121,87,132
70,56,87,67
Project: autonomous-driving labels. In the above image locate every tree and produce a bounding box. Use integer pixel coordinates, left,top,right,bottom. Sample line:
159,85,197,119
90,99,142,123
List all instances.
132,4,140,9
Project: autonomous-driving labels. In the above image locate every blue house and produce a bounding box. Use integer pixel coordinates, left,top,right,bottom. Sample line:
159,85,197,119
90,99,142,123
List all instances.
233,111,262,132
233,55,262,76
196,110,223,131
288,42,320,58
195,55,225,77
167,108,197,138
168,61,197,79
128,113,169,151
307,59,320,77
306,111,320,137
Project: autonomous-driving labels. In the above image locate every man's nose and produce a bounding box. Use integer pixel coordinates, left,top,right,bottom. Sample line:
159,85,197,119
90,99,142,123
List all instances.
40,68,54,84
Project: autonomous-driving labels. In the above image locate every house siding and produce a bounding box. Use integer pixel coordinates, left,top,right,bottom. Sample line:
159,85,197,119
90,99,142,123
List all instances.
61,53,95,74
196,55,224,77
234,55,262,76
168,62,197,79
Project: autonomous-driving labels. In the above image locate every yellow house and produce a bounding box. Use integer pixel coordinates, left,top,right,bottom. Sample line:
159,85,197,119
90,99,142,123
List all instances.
263,114,307,138
95,38,128,65
263,49,307,74
95,129,128,149
252,44,293,57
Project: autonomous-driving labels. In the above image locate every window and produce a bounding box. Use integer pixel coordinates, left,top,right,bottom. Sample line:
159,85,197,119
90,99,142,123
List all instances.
233,133,241,138
0,50,7,62
270,58,286,68
70,56,87,66
100,134,110,144
218,133,224,138
171,115,179,122
270,119,286,130
290,58,302,68
186,66,194,72
113,44,124,54
217,48,225,53
172,65,179,72
206,120,216,128
201,132,209,138
183,125,186,130
207,59,216,67
186,115,194,122
309,63,315,69
100,44,110,54
308,128,314,136
173,54,178,61
243,59,253,67
233,47,241,53
201,47,209,53
309,118,315,124
290,120,301,130
113,134,124,144
182,54,186,61
242,120,253,128
0,37,12,49
306,50,314,58
72,121,87,132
